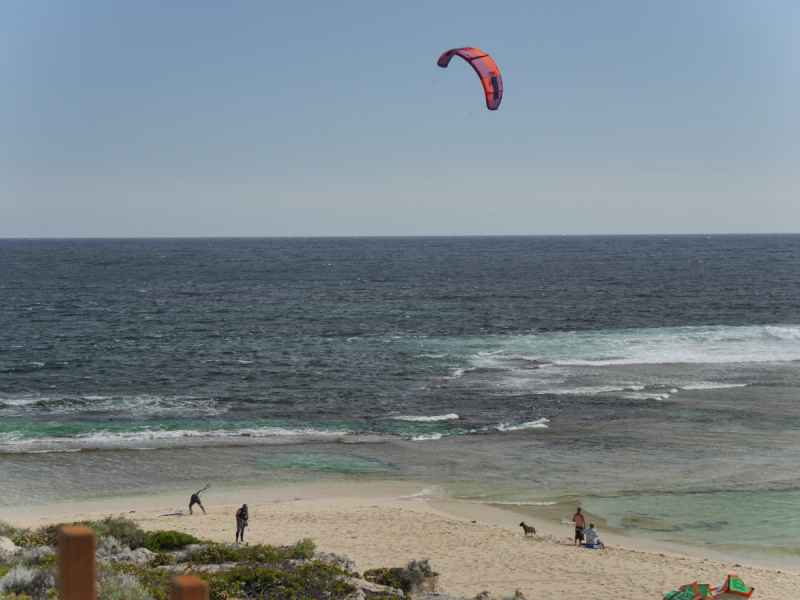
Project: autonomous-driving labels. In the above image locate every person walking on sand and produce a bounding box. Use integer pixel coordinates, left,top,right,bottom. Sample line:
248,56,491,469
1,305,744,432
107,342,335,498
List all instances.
572,507,586,546
235,503,249,543
584,523,606,549
189,487,207,515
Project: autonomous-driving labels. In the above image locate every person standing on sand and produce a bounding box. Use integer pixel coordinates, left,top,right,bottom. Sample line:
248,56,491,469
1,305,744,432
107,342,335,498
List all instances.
189,488,207,515
572,507,586,546
235,503,249,543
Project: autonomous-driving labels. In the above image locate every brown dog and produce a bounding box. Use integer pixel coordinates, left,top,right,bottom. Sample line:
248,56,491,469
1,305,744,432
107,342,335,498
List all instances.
519,521,536,536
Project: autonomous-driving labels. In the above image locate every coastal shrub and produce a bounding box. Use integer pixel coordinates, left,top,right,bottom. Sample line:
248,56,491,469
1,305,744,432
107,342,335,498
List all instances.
187,544,241,565
18,547,55,567
87,519,149,551
147,553,175,568
34,556,58,570
0,566,35,593
97,536,128,558
11,525,59,549
200,563,355,600
292,538,316,559
0,565,57,598
189,539,316,566
407,558,438,579
109,564,171,600
98,573,152,600
364,568,412,593
142,531,200,553
0,518,17,539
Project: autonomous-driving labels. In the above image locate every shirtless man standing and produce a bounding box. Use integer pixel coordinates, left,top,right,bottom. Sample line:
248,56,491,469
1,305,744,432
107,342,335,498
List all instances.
572,507,586,546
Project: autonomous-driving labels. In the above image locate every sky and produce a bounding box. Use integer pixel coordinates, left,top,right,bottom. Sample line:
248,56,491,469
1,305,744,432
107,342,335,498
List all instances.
1,1,799,237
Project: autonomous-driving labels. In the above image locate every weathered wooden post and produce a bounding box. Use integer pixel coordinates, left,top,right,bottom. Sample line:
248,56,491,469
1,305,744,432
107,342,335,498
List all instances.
171,575,209,600
59,525,96,600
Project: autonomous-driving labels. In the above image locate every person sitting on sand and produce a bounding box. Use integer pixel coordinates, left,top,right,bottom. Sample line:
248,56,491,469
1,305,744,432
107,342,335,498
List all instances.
189,488,207,515
235,503,249,543
572,507,586,546
584,523,606,549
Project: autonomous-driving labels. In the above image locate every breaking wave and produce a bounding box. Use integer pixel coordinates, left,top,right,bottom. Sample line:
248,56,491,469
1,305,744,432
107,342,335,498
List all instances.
393,413,459,422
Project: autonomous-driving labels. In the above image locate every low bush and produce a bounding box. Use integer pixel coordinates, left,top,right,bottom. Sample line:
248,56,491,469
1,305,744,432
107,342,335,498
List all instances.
147,553,175,568
364,568,412,593
142,531,200,553
0,518,18,539
292,538,316,560
87,519,149,551
189,539,317,566
187,544,241,565
18,547,55,567
97,536,128,558
11,526,59,549
200,562,355,600
109,564,171,600
34,556,58,570
407,558,437,578
0,564,57,599
97,573,152,600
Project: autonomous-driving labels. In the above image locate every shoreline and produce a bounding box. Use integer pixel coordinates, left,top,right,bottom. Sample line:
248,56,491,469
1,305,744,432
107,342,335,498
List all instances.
5,483,799,599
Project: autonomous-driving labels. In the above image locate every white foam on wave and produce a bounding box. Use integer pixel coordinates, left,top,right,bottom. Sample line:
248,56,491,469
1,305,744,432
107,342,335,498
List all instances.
0,425,352,450
624,392,671,401
435,325,800,369
0,396,51,407
410,433,443,441
471,500,558,506
542,386,628,396
395,486,440,500
679,383,748,390
494,418,549,432
764,326,800,341
443,367,472,380
393,413,459,422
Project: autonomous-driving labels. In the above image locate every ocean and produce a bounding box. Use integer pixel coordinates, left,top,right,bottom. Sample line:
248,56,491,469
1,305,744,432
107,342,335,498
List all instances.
1,236,799,565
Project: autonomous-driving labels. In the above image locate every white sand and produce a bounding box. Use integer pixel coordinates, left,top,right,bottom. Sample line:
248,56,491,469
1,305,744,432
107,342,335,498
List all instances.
10,492,799,599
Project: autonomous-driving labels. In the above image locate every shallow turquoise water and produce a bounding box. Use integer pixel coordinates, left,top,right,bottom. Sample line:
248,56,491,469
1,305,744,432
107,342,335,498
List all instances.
582,490,800,564
254,452,396,473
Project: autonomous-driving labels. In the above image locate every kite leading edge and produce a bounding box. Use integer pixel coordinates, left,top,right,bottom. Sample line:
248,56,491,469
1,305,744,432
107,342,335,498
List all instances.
437,47,503,110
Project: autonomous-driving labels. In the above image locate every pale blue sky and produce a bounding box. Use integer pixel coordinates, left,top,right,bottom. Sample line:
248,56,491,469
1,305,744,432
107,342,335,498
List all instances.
2,1,799,236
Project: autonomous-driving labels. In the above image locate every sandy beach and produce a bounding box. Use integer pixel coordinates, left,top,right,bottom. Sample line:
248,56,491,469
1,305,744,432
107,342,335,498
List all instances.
9,489,799,600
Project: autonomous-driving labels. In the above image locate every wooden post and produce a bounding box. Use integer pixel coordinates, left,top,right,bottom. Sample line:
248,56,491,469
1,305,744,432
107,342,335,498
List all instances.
60,525,96,600
171,576,209,600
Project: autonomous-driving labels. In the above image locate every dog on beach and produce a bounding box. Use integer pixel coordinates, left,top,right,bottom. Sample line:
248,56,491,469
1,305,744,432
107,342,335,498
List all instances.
519,522,536,536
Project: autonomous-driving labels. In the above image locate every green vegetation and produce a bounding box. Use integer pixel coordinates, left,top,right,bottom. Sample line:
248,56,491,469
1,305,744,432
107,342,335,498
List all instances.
199,563,356,600
364,568,412,594
147,554,176,568
141,531,200,553
33,557,57,571
97,573,152,600
87,518,150,550
12,519,199,554
292,538,316,560
3,519,396,600
188,539,318,565
11,526,60,549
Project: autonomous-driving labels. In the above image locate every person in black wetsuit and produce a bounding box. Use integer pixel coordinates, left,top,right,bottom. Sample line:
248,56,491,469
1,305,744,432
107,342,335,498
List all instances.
235,504,248,543
189,487,207,515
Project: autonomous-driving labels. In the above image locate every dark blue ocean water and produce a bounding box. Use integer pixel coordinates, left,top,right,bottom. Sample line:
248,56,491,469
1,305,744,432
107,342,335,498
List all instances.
2,236,800,563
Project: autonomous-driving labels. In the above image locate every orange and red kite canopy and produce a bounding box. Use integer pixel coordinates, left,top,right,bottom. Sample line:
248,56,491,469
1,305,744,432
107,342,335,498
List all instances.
437,47,503,110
